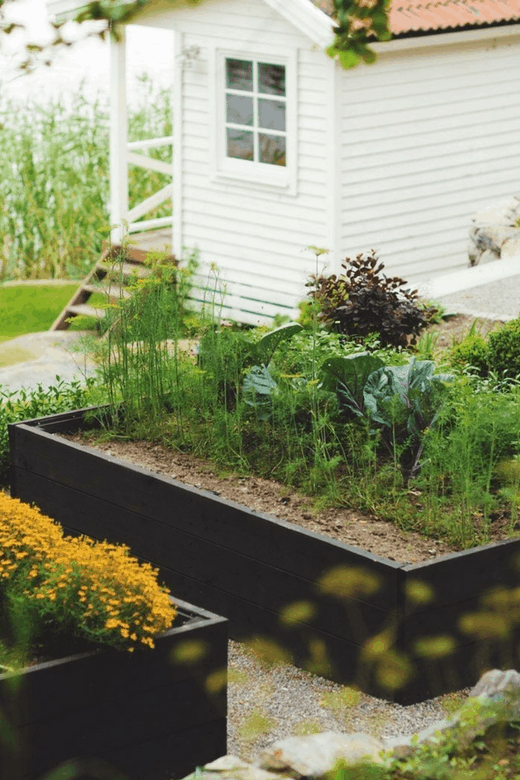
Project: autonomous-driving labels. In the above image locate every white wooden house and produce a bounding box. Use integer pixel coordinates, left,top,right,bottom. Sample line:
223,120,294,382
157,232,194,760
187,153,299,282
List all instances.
48,0,520,324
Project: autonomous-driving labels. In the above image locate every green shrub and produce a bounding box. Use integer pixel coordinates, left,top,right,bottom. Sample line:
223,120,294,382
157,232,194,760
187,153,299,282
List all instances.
446,333,490,377
488,317,520,379
307,251,437,349
0,377,98,486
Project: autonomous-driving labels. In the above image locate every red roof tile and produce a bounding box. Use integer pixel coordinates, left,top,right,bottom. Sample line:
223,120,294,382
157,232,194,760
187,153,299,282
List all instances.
310,0,520,35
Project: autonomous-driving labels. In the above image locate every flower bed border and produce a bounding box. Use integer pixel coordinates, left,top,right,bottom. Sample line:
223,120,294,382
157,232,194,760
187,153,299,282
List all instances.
9,408,520,704
0,590,227,780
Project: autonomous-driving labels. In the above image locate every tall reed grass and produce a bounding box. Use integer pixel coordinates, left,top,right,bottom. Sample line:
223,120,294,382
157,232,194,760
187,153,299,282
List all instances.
0,74,172,281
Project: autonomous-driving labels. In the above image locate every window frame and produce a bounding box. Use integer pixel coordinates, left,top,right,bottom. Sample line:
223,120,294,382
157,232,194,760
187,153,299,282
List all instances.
211,48,297,194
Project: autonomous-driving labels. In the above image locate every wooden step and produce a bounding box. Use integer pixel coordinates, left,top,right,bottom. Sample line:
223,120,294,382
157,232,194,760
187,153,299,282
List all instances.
66,304,107,319
96,260,152,280
50,241,162,331
82,282,132,299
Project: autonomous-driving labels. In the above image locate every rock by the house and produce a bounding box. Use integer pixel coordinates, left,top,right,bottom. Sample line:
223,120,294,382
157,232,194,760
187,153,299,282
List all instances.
468,195,520,266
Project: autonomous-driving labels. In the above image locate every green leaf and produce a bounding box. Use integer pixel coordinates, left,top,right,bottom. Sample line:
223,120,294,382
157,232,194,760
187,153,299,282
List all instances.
337,49,361,69
360,47,377,65
363,367,390,425
243,365,277,406
320,353,385,416
257,322,303,365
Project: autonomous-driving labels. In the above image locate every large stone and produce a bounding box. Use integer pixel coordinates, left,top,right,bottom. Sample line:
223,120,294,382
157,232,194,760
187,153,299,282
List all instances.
259,732,385,777
470,668,520,702
477,248,501,265
500,234,520,259
183,755,284,780
472,196,520,226
386,669,520,759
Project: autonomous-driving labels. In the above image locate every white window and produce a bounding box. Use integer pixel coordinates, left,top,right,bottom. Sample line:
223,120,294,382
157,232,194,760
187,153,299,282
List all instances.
225,58,287,167
213,51,296,192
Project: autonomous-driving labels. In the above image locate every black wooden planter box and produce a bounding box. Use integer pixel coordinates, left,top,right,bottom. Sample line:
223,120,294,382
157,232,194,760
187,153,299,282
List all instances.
0,595,227,780
9,408,520,704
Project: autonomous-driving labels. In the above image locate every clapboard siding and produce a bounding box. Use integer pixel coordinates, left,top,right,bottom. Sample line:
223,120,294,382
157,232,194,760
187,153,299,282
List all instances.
137,0,330,323
340,36,520,280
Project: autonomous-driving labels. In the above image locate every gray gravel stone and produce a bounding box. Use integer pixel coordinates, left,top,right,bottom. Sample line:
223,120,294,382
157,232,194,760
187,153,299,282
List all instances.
227,641,470,763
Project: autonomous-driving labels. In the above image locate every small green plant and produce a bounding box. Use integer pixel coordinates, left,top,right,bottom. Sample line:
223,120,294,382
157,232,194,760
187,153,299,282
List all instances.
488,317,520,379
307,251,437,349
0,376,99,486
446,332,490,377
321,354,453,485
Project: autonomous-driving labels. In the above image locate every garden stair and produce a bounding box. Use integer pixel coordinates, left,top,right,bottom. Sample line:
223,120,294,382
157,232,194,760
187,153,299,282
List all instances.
50,231,174,331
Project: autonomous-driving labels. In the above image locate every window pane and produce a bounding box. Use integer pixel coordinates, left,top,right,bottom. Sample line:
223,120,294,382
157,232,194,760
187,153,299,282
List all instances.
258,99,286,132
227,128,254,161
226,58,253,91
226,94,254,126
259,133,286,167
258,63,285,96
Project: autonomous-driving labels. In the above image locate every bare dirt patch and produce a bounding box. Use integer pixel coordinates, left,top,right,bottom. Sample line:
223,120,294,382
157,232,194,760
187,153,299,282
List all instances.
422,312,502,352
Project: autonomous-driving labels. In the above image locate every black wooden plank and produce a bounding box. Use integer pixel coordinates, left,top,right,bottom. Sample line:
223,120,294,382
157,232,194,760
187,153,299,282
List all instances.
13,676,225,757
10,422,401,612
9,713,226,780
12,469,395,646
395,630,520,704
0,615,227,726
400,586,520,652
402,540,520,614
97,718,227,780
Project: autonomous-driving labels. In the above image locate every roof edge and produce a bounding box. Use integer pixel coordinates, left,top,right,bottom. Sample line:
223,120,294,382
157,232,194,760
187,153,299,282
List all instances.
372,19,520,53
262,0,334,48
47,0,335,45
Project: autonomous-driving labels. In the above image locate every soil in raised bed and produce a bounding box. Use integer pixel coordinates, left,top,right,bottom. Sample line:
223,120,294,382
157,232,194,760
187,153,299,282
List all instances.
64,314,517,566
63,429,516,565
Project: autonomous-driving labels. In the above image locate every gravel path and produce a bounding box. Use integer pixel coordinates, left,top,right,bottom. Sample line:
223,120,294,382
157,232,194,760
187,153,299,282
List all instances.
227,641,469,763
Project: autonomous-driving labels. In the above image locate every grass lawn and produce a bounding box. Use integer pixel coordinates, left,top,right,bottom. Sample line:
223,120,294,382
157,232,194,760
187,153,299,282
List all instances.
0,284,104,343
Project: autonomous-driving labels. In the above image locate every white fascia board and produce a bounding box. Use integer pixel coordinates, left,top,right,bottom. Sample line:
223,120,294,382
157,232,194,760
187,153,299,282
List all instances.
372,21,520,55
262,0,335,48
48,0,336,46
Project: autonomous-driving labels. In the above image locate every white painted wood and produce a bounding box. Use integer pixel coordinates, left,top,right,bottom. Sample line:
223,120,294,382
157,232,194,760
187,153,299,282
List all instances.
127,136,174,150
414,255,520,299
146,0,331,322
339,35,520,282
127,184,173,223
173,28,184,259
52,0,520,322
109,28,129,245
127,152,173,176
128,216,173,233
262,0,333,48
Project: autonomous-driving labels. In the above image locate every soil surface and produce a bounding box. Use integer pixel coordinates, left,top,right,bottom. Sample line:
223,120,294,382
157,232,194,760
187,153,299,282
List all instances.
64,313,515,566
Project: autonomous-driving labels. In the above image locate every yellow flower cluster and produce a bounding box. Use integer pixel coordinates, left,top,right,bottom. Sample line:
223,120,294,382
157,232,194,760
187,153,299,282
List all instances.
0,492,176,651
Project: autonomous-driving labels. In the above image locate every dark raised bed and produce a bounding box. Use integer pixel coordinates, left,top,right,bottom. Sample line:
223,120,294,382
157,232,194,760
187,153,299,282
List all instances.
9,408,520,704
0,595,227,780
